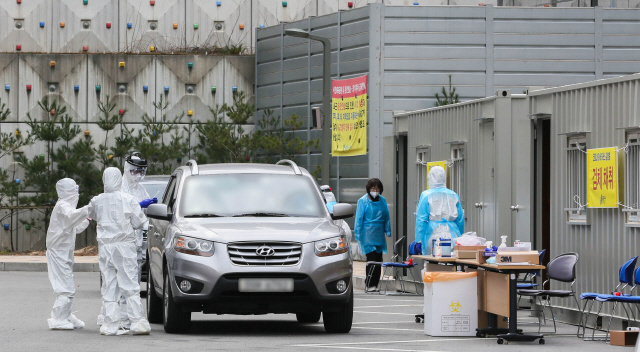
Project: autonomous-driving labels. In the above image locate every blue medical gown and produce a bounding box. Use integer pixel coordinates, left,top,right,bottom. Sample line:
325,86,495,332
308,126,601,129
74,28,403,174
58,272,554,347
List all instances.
354,194,391,255
326,201,336,213
415,188,465,255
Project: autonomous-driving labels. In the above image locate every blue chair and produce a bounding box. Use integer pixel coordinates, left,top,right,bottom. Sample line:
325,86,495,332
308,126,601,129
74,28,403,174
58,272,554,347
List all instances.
579,256,637,340
591,265,640,342
379,237,422,295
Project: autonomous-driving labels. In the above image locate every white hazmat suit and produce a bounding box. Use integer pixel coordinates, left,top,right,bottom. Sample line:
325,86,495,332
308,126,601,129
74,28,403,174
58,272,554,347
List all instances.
97,157,151,328
122,158,150,282
46,178,90,330
89,168,151,335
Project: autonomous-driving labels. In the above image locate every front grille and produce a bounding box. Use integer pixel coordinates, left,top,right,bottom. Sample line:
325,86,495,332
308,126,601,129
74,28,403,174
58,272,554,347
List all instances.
227,242,302,266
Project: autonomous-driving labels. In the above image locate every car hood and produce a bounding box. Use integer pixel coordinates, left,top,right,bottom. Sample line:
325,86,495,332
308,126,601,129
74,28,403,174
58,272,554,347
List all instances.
174,217,341,244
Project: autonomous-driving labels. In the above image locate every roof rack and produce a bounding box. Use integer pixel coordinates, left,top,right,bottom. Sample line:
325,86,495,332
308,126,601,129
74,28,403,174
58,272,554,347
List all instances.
276,159,302,175
186,160,199,175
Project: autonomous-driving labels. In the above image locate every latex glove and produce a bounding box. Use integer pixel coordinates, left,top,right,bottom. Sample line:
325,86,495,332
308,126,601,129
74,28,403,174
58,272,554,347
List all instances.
139,198,156,208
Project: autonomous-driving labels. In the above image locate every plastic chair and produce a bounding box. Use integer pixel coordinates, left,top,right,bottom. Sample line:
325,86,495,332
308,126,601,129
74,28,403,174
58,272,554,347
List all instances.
379,237,422,295
591,265,640,342
518,252,580,335
578,256,637,340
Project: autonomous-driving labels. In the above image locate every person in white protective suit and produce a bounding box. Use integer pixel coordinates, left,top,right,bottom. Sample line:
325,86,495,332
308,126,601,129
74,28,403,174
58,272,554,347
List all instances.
320,185,358,258
89,167,151,336
415,166,465,255
46,178,90,330
97,153,156,328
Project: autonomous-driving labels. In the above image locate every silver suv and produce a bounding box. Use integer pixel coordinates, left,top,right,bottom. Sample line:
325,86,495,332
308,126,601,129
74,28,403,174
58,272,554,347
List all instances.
145,160,354,334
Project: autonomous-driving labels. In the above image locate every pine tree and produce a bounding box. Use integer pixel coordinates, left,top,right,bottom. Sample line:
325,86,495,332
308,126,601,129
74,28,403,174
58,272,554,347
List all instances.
434,75,460,107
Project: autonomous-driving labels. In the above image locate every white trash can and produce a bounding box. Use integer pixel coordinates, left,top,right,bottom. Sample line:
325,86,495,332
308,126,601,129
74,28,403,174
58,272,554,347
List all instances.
423,271,478,337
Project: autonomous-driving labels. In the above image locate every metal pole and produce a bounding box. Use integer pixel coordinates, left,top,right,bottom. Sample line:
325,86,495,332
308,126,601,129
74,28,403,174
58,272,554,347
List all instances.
316,37,332,186
284,29,332,185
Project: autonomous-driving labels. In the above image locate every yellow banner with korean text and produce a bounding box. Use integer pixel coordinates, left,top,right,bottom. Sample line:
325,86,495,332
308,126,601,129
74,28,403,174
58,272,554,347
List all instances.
587,147,619,208
331,75,367,156
426,161,447,189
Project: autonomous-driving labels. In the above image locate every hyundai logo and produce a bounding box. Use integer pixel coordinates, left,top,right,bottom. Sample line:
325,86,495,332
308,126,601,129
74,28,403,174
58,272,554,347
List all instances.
256,246,275,257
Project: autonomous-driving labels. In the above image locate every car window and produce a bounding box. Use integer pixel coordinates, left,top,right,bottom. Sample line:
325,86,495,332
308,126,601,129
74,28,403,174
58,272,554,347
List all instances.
141,183,169,200
179,174,326,218
162,177,176,205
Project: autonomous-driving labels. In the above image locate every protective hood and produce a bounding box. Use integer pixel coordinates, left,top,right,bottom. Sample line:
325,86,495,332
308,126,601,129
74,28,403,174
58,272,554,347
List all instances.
56,178,79,208
123,157,145,187
428,166,446,189
324,191,337,204
103,167,123,193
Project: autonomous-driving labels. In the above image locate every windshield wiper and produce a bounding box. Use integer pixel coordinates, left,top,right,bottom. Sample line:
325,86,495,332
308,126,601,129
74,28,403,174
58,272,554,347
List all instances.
184,213,225,218
232,212,289,217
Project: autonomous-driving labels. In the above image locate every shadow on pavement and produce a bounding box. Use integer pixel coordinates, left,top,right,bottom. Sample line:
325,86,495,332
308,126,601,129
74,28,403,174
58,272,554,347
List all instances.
176,319,326,336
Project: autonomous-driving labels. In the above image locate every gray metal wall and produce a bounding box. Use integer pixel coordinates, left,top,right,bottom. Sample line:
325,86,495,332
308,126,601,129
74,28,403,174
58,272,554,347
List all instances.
255,6,372,221
529,74,640,317
0,53,254,251
381,6,640,132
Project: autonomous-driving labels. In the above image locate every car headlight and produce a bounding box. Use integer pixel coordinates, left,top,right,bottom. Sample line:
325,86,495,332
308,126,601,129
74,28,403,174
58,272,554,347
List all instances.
314,236,348,257
174,235,214,257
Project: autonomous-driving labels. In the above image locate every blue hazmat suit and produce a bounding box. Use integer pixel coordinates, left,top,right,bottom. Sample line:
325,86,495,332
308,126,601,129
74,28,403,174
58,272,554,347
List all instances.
415,166,464,255
354,194,391,255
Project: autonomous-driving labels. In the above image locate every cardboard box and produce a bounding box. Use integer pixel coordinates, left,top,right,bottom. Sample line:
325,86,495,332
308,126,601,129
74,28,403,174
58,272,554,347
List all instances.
456,250,479,260
455,246,486,260
495,251,540,265
610,330,639,346
424,273,478,336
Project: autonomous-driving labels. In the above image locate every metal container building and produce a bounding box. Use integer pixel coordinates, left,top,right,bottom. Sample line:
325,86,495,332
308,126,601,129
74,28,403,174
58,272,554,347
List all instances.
393,73,640,325
392,91,531,262
256,5,640,233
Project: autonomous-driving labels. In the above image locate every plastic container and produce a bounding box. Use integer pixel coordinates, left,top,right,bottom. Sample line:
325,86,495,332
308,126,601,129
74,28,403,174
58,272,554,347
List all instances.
423,272,478,336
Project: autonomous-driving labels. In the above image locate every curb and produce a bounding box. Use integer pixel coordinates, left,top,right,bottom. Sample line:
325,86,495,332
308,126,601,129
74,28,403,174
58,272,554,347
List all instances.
0,262,100,272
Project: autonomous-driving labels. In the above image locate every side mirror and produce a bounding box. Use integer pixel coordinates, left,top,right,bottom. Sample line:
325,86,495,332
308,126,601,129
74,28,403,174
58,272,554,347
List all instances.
331,203,354,220
147,203,172,221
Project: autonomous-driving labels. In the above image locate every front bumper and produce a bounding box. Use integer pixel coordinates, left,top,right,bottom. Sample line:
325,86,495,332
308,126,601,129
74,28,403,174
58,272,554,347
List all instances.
166,242,352,314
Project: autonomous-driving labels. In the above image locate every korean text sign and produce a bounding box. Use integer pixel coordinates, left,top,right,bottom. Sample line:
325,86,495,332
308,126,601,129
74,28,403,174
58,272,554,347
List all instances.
586,147,618,208
331,75,367,156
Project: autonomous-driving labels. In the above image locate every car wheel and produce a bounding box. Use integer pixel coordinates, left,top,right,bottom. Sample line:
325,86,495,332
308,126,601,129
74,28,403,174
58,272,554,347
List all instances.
296,311,321,323
163,271,191,333
146,261,163,324
323,288,353,333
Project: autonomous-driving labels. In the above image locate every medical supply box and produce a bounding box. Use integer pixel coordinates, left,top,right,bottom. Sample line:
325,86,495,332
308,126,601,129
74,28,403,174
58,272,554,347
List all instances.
495,250,540,265
423,272,478,337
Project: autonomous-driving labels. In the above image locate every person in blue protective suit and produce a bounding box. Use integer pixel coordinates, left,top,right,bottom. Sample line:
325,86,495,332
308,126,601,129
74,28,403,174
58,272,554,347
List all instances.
354,178,391,291
415,166,464,255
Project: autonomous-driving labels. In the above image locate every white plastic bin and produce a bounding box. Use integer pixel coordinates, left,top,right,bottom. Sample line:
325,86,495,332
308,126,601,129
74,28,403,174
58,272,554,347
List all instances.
423,271,478,336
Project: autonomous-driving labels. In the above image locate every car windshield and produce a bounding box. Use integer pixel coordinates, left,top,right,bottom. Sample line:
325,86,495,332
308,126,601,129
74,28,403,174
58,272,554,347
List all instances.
179,174,326,218
142,182,169,199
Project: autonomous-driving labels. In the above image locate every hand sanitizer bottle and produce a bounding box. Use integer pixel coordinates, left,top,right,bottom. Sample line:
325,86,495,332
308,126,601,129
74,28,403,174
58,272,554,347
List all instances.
499,236,508,249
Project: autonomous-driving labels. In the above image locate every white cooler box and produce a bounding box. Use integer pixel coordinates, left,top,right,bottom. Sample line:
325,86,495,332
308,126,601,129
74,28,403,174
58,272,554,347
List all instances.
423,271,478,336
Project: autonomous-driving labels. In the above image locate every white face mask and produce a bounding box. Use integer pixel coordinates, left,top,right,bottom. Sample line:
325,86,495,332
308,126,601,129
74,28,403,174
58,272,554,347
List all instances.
369,191,379,199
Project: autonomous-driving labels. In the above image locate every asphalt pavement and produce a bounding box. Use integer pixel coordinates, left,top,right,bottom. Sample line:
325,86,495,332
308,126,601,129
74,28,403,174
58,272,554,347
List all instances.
1,271,627,351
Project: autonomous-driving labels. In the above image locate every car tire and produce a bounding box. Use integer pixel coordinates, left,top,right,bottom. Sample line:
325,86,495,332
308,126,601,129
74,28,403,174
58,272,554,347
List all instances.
296,311,321,323
163,272,191,334
323,288,353,333
146,262,163,324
